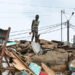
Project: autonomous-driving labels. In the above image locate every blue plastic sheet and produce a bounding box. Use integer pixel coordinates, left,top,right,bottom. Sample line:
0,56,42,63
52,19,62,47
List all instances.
29,62,41,75
6,41,16,46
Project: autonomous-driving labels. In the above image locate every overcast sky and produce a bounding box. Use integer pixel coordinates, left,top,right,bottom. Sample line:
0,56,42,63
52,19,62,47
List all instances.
0,0,75,42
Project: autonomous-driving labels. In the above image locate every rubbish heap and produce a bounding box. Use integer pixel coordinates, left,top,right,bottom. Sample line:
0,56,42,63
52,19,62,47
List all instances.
1,39,75,75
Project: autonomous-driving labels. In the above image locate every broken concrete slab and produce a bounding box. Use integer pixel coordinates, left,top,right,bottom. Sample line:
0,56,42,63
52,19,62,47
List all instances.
31,42,43,55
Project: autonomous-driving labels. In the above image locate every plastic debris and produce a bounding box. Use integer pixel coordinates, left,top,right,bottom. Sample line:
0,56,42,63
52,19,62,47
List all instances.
29,62,41,75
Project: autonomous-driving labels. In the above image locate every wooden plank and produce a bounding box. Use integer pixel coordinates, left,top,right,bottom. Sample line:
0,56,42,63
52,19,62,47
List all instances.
5,50,35,75
41,63,55,75
42,44,55,49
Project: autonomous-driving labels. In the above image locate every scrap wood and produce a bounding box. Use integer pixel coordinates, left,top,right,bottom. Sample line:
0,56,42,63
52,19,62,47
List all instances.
41,63,55,75
19,42,29,48
5,50,35,75
50,64,67,72
0,67,15,72
51,40,63,45
39,39,52,45
42,44,55,49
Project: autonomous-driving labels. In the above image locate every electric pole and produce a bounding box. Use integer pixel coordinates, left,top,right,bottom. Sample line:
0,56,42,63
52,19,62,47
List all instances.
67,20,69,46
61,10,63,42
66,12,74,46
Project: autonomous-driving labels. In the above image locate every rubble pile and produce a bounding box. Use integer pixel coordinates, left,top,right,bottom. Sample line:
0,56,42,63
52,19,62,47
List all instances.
16,39,68,65
1,39,75,75
10,40,68,73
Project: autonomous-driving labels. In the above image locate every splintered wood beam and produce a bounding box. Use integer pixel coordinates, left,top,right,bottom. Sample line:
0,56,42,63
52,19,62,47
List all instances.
41,63,55,75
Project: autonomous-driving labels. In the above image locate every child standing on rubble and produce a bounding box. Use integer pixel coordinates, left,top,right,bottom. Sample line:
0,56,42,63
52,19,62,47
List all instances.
30,14,40,42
